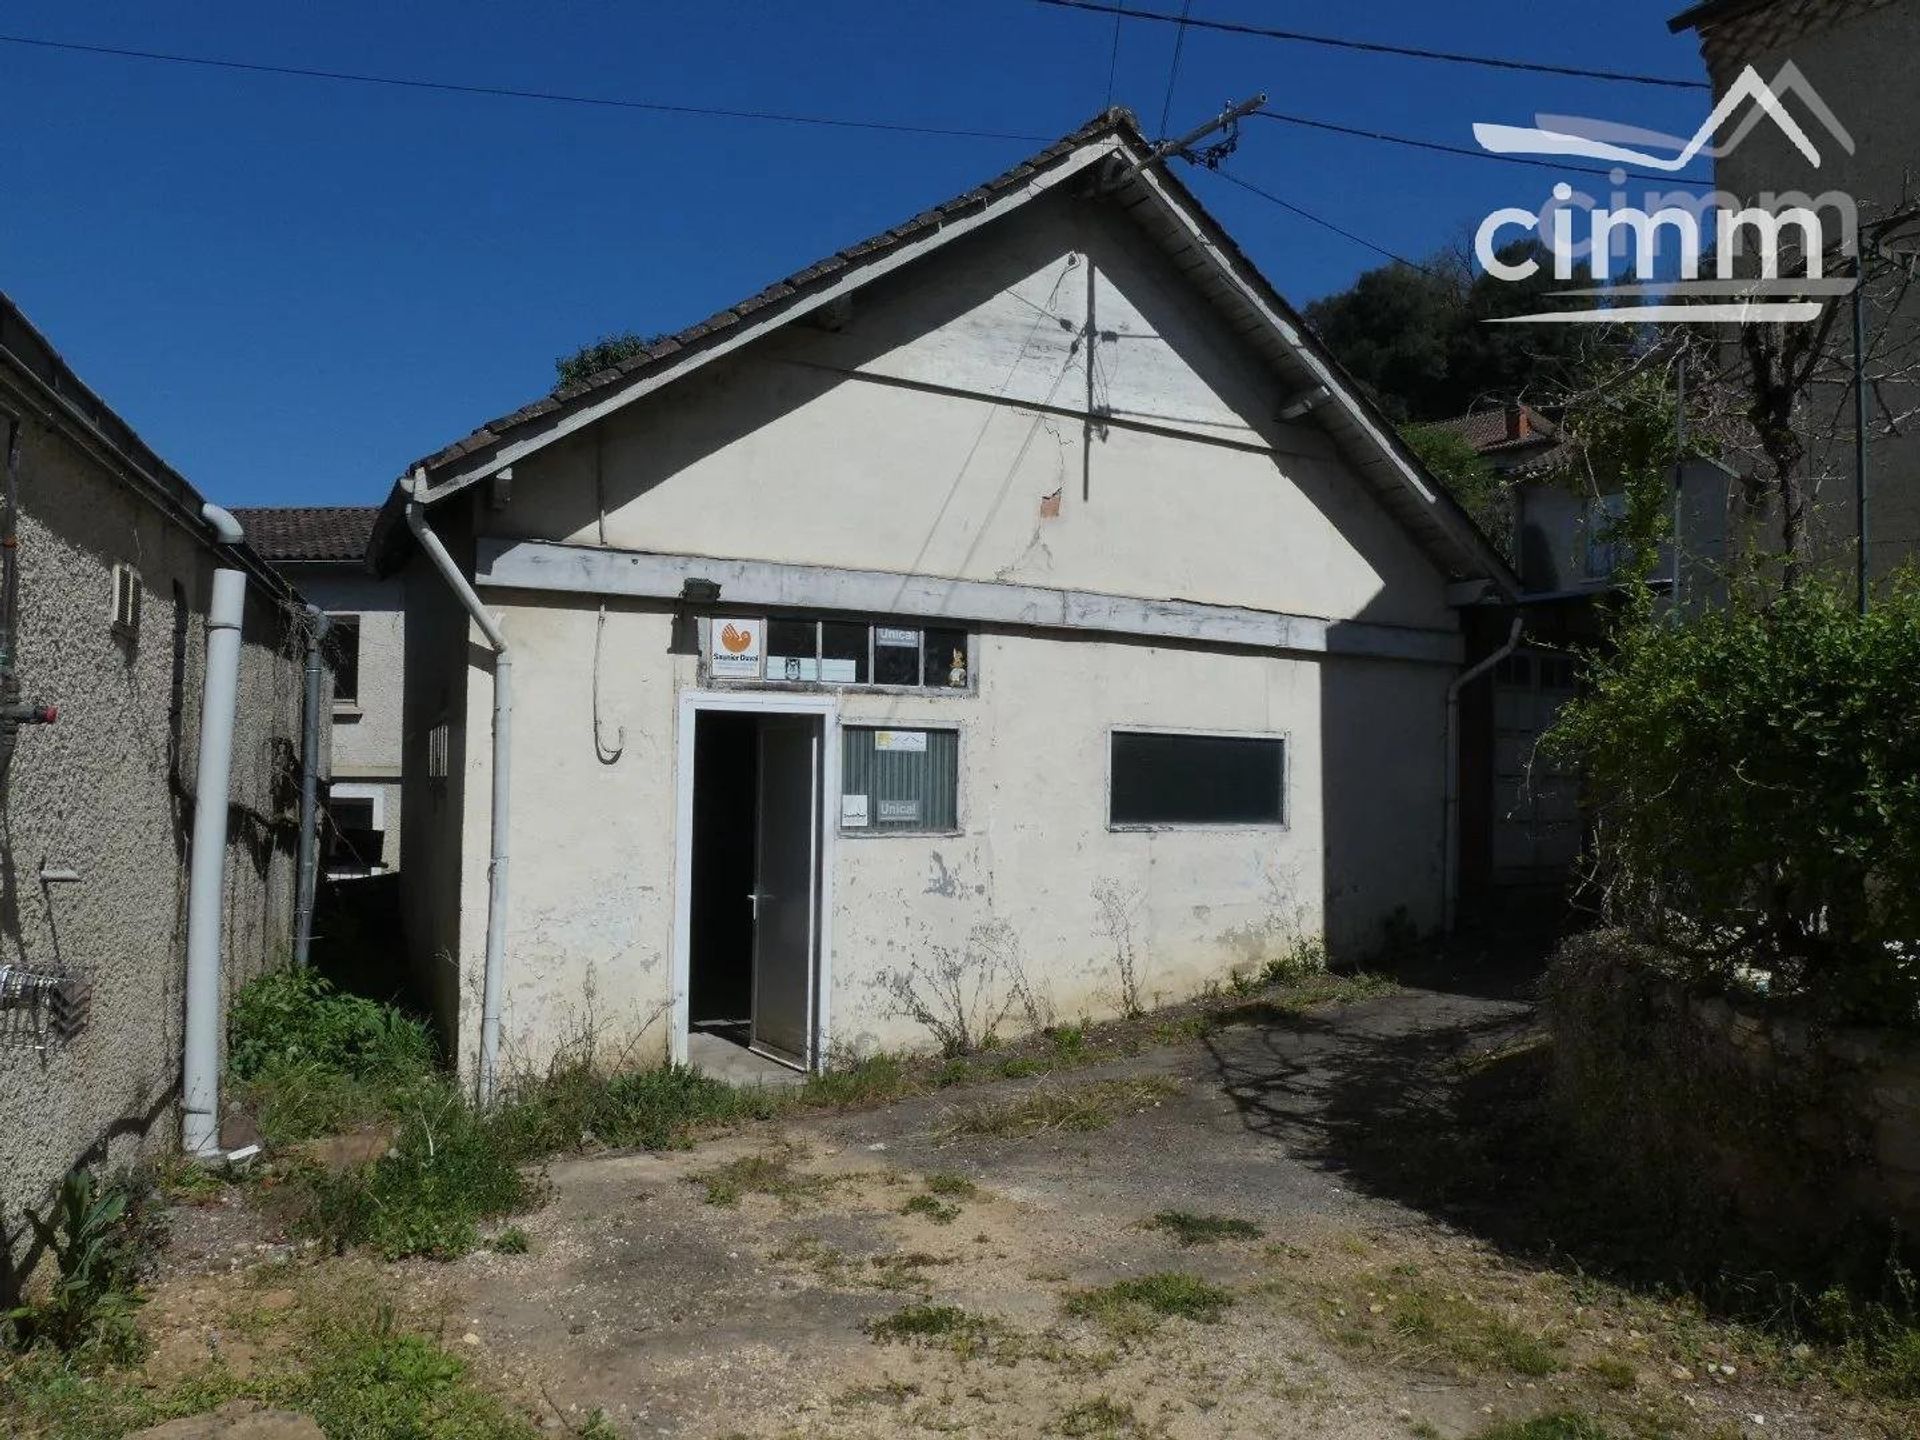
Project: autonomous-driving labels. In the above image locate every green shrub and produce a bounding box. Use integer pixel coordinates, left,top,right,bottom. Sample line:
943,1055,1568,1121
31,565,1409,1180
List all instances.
4,1170,151,1360
230,967,434,1083
1547,576,1920,1024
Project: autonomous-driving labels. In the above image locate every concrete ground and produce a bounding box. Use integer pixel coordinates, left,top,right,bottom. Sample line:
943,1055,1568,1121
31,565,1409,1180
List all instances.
359,977,1889,1439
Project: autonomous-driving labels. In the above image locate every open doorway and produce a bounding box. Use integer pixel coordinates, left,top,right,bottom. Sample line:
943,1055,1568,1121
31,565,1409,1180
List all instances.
686,706,825,1078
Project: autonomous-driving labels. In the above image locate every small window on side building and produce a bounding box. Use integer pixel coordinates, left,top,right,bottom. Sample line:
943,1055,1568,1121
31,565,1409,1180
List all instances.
1109,731,1285,827
327,616,362,706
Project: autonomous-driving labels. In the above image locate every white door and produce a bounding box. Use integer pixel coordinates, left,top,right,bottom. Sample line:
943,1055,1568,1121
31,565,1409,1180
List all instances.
750,717,819,1068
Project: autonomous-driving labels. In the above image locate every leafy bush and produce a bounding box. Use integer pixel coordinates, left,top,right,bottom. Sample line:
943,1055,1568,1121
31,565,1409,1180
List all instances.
4,1170,150,1359
230,967,434,1083
1547,576,1920,1023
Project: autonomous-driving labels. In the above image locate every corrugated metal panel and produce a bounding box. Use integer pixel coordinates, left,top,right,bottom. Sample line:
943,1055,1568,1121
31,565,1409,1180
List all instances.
841,727,958,832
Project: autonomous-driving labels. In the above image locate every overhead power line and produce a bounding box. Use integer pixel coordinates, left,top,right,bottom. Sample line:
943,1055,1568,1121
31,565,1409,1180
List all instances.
1155,0,1193,139
1252,109,1717,189
0,31,1059,142
1204,167,1446,278
1039,0,1711,91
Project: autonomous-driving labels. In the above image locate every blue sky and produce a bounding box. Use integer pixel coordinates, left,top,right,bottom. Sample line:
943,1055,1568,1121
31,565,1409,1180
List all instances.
0,2,1710,507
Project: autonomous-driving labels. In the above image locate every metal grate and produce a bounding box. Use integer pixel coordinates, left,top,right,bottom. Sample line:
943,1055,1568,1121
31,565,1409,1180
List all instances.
0,965,92,1049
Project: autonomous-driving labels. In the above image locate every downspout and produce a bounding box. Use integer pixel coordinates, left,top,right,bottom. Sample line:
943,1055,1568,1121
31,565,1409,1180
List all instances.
182,502,248,1157
1442,615,1522,934
292,607,329,967
404,472,511,1107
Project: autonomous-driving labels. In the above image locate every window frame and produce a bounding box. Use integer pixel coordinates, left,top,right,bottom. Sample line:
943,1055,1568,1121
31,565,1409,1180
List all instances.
837,721,966,838
703,613,977,697
1105,725,1290,832
326,613,363,710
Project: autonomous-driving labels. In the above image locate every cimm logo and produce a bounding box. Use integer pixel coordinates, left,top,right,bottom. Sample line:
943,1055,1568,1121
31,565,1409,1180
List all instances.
1471,63,1859,323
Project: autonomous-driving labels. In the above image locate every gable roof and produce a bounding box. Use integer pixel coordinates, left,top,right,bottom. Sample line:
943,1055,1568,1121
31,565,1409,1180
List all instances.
372,108,1516,596
1429,405,1572,476
232,505,379,563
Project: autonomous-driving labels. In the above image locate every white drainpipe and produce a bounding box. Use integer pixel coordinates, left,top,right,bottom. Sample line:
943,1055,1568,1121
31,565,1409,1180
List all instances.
1442,615,1523,934
405,472,511,1107
182,502,247,1157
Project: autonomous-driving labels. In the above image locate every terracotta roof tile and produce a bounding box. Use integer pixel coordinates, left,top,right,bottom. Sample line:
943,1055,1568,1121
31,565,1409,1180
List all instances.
232,506,380,563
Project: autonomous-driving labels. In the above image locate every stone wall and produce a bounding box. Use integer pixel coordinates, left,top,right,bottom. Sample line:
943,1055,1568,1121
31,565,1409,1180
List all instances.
1544,931,1920,1251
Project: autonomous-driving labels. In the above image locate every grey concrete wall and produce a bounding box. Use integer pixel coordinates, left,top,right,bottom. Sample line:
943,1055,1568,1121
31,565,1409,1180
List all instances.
0,388,316,1280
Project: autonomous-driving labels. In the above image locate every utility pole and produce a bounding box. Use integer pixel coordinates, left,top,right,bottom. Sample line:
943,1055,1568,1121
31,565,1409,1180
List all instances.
1852,259,1870,614
1107,94,1267,186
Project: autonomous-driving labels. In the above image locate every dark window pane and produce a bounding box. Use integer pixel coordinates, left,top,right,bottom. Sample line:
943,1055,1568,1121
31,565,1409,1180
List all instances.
872,624,921,686
841,727,958,831
922,628,969,688
327,617,361,703
820,621,870,684
766,619,818,682
1110,732,1283,825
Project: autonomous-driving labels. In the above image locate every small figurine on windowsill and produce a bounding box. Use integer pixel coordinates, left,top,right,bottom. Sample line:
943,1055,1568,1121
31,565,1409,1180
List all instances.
947,648,968,688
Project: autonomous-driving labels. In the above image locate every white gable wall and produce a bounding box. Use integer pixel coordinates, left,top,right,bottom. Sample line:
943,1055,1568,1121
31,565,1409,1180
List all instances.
425,187,1463,1072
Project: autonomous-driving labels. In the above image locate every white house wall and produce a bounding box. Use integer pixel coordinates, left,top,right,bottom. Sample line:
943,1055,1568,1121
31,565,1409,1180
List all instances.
423,187,1464,1070
488,191,1454,633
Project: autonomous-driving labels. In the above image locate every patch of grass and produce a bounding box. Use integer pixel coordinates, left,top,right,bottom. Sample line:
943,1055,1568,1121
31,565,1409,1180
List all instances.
0,1276,538,1440
1469,1413,1614,1440
1056,1394,1141,1436
489,1227,530,1255
1581,1355,1637,1390
1144,1210,1261,1246
923,1171,979,1199
687,1148,832,1209
797,1051,919,1108
901,1193,961,1225
289,1090,535,1261
936,1077,1179,1141
1064,1273,1233,1337
1308,1277,1562,1378
866,1303,1002,1356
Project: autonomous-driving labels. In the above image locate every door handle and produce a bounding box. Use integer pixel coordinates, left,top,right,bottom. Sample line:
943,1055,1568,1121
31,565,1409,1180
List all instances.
749,891,771,920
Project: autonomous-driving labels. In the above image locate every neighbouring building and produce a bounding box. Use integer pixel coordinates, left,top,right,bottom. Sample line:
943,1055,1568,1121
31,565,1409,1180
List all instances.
1433,403,1735,907
1670,0,1920,589
370,109,1518,1083
0,292,322,1277
236,506,403,875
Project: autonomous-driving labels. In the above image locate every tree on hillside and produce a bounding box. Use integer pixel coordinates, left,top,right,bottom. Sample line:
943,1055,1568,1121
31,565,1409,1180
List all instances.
1307,240,1607,421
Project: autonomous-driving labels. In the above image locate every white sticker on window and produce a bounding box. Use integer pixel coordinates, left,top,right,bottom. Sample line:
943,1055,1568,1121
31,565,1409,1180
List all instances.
875,627,919,647
710,618,762,678
878,798,921,822
841,793,869,828
873,729,927,752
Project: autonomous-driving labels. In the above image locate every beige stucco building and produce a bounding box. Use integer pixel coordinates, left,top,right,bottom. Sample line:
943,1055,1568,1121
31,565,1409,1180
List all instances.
237,507,404,875
372,111,1516,1082
0,293,321,1274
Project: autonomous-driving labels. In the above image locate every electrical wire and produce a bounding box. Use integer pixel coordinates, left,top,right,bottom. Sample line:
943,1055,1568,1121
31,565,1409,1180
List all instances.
1252,109,1716,190
1155,0,1193,139
1039,0,1710,91
0,31,1059,142
1103,0,1124,108
1205,167,1446,277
